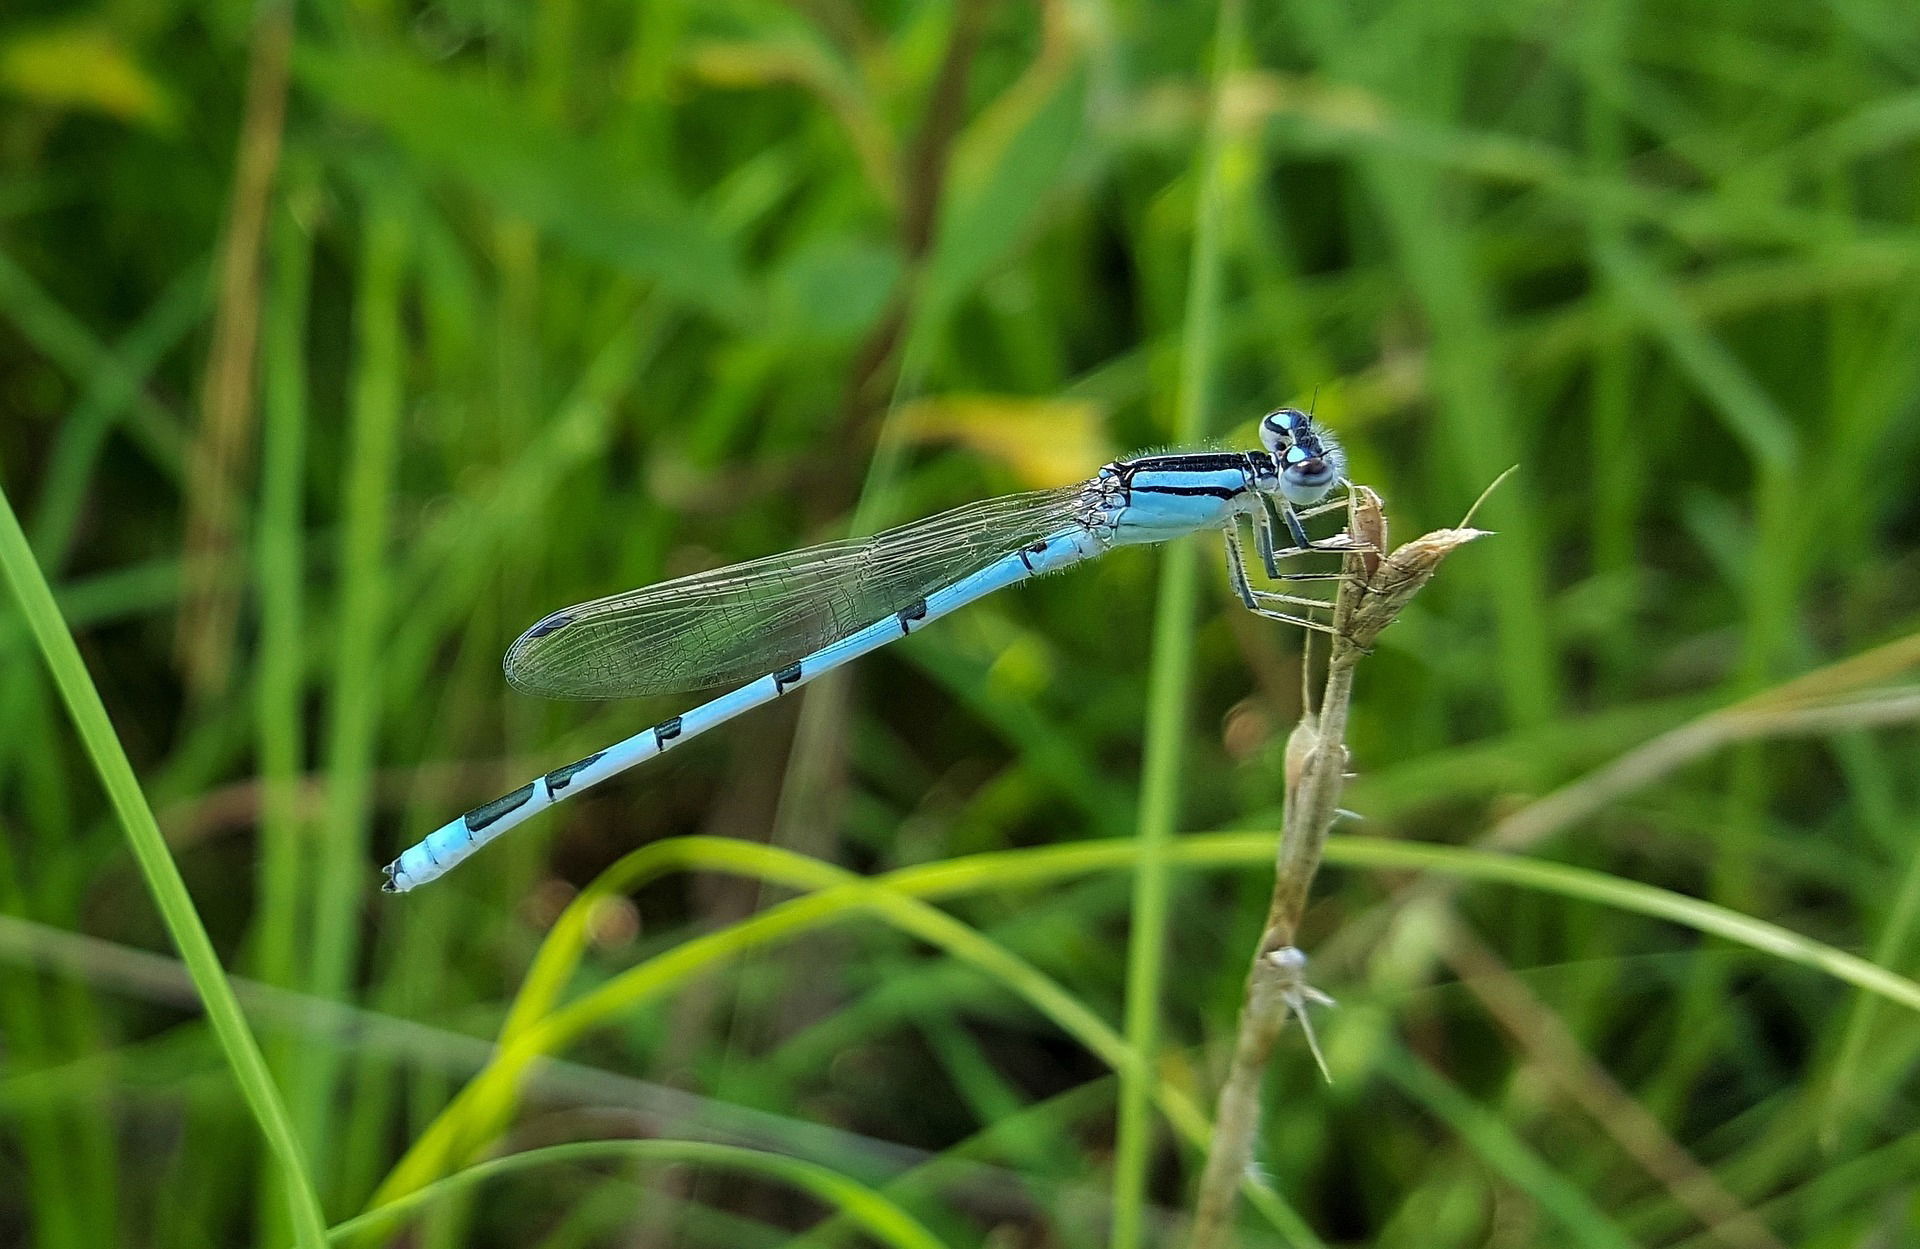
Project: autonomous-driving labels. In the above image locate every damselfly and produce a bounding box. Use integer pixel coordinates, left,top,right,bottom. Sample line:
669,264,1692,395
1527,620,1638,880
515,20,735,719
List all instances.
384,408,1353,892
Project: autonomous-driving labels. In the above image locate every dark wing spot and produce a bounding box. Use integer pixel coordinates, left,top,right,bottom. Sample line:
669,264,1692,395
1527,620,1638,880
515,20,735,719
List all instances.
526,612,573,640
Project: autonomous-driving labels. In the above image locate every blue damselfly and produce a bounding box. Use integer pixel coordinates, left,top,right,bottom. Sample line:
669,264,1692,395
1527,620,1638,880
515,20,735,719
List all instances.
385,408,1351,891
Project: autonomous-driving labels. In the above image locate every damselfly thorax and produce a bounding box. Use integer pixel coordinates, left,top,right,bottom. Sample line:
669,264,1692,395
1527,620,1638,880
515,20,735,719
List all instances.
1086,450,1294,546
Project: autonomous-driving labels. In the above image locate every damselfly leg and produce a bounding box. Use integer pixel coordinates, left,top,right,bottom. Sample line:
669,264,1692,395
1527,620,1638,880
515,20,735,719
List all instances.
1224,492,1373,633
1269,492,1365,557
1223,524,1337,634
1253,495,1360,583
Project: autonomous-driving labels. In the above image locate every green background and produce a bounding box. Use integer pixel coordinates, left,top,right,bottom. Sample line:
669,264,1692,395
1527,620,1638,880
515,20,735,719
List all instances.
2,0,1918,1245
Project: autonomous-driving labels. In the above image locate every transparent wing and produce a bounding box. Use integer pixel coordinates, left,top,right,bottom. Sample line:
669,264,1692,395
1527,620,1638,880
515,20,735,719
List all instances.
504,486,1090,699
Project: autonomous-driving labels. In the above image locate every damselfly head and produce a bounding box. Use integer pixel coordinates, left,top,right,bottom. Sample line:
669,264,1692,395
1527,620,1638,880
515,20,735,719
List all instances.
1259,409,1345,505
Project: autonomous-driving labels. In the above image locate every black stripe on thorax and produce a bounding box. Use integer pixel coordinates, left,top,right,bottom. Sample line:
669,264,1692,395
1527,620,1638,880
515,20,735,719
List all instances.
1132,483,1242,500
1110,453,1259,502
1116,451,1253,476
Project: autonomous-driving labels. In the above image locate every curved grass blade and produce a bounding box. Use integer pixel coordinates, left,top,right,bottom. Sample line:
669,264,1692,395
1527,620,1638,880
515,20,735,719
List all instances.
377,829,1920,1213
375,835,1323,1246
329,1139,947,1249
0,482,328,1248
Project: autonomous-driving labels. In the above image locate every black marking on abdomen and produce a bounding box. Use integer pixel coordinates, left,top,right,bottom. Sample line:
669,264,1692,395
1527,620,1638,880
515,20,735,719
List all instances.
526,612,573,639
897,598,928,634
654,716,683,747
545,751,607,794
465,782,536,833
1018,538,1049,572
774,662,803,693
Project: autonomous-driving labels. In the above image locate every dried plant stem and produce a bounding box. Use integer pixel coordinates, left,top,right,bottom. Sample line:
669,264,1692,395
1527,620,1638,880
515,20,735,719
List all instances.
1268,658,1356,948
1438,919,1787,1249
1186,962,1304,1246
176,0,292,698
1187,491,1486,1248
1187,636,1358,1248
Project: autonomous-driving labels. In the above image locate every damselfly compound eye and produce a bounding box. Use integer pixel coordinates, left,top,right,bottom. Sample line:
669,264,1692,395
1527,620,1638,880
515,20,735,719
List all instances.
1259,408,1311,455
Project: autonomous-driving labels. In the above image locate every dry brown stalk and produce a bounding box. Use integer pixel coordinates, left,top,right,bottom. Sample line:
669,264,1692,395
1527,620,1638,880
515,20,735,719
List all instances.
1439,919,1788,1249
1185,486,1487,1248
176,0,294,698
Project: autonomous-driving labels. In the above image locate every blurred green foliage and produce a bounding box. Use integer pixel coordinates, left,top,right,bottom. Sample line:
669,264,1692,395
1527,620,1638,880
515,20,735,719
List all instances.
3,0,1919,1246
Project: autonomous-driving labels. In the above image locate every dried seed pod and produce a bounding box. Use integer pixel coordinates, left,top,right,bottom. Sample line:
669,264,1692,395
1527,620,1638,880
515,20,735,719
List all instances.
1346,485,1388,581
1342,527,1490,652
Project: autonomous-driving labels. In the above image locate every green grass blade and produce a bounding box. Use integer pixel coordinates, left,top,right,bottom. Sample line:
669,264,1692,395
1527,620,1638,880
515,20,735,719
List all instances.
377,836,1321,1244
300,199,409,1171
0,246,191,476
0,478,328,1248
31,258,209,570
1113,5,1240,1245
1820,823,1920,1145
536,832,1920,1064
1380,1043,1640,1249
252,188,316,1245
379,818,1918,1241
296,47,752,322
333,1139,950,1249
1322,837,1920,1013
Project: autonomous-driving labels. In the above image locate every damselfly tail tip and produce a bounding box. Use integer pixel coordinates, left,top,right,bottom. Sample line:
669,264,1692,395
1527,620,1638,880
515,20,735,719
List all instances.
380,862,404,894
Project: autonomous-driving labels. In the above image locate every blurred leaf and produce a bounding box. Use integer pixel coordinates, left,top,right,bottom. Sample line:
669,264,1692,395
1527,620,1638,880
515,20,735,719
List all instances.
688,33,896,201
768,235,902,346
0,21,175,129
921,30,1088,320
1130,69,1389,142
898,394,1109,488
1381,1044,1640,1249
298,47,751,319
